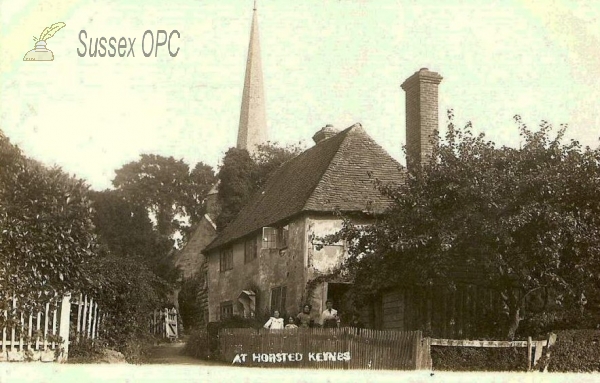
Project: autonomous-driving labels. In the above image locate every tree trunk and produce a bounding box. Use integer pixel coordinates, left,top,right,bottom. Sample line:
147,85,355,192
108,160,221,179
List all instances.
506,305,520,340
505,289,522,340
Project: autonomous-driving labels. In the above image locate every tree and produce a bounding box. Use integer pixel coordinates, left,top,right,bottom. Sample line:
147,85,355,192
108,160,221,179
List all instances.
338,113,600,339
216,142,304,230
89,189,179,284
89,190,155,258
216,148,258,230
112,154,216,243
0,130,98,316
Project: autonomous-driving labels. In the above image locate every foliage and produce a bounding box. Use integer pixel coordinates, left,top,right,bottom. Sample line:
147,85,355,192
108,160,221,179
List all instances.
0,130,98,318
216,142,304,230
178,273,205,331
183,328,211,360
112,154,216,243
431,346,527,371
336,112,600,339
68,338,106,363
215,148,256,230
547,330,600,372
81,252,171,354
89,190,156,258
89,189,179,286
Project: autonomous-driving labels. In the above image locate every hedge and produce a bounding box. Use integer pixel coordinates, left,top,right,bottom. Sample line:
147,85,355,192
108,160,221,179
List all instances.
547,330,600,372
431,346,528,371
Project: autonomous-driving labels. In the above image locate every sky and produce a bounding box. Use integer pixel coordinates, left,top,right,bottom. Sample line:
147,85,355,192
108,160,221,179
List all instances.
1,0,599,191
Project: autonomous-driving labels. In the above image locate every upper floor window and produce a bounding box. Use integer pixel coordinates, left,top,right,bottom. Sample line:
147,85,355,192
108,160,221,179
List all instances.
219,247,233,272
244,237,257,263
262,227,278,249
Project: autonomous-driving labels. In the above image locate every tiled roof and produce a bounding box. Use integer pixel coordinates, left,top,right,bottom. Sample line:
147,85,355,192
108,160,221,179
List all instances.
204,124,403,252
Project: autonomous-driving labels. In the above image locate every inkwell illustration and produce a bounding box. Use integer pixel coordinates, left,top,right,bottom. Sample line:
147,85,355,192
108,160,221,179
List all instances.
23,22,66,61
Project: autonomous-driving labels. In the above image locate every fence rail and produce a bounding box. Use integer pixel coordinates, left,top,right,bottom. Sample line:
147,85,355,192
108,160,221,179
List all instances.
219,327,431,370
429,334,556,371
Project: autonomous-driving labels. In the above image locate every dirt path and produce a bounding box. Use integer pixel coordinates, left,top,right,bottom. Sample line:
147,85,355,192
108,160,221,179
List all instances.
145,342,224,366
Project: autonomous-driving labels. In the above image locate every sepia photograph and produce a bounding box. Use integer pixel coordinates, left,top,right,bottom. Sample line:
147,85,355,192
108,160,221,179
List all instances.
1,0,599,382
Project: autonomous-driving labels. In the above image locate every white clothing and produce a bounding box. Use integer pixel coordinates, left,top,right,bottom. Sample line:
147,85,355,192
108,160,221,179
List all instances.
263,317,285,329
320,308,339,325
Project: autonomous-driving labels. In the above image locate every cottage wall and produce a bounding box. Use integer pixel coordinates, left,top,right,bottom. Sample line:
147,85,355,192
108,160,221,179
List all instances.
206,218,307,322
207,214,375,324
256,217,306,318
207,237,260,322
304,215,373,319
174,216,217,279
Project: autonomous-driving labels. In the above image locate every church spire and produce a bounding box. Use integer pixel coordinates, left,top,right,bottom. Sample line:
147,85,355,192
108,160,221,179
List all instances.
237,1,268,154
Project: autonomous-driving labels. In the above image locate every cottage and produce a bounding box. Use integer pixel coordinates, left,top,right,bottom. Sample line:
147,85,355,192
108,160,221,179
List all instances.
202,122,404,323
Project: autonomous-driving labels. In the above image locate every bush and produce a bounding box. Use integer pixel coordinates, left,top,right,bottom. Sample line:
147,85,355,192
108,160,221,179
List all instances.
547,330,600,372
68,338,106,363
119,333,157,364
184,328,211,360
431,346,528,371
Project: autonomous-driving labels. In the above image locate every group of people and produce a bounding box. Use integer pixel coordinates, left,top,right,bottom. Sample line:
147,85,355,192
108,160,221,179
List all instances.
263,300,341,330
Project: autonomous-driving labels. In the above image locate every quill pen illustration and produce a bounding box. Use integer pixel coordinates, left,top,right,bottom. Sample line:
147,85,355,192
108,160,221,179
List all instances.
24,22,66,61
35,22,66,42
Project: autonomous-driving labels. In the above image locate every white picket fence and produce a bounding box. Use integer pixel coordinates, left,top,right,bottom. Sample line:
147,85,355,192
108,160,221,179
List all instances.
0,293,102,363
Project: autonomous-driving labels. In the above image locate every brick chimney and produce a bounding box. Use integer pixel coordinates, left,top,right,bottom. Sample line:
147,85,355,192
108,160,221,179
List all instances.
312,124,339,144
401,68,443,171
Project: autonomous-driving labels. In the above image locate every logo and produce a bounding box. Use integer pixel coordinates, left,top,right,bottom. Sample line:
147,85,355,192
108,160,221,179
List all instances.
23,22,66,61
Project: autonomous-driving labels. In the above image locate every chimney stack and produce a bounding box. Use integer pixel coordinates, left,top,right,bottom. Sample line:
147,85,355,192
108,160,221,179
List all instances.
401,68,443,172
312,124,339,144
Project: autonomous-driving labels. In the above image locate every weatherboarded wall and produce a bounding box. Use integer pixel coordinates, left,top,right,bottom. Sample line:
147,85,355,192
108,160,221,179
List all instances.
378,284,505,338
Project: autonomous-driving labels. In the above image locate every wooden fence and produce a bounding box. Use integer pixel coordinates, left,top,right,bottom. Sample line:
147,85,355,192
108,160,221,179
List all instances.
219,327,431,370
0,293,102,363
429,333,557,371
71,294,104,343
150,308,178,340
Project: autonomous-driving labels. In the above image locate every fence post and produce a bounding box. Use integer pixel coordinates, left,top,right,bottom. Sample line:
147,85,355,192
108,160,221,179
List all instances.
413,331,421,370
542,333,557,372
527,336,532,371
57,294,71,363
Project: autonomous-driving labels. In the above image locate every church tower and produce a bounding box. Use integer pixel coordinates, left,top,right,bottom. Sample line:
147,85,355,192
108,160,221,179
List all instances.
237,1,268,154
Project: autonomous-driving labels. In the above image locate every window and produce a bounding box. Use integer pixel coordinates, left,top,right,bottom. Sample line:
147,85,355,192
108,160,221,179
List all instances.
278,225,289,248
219,247,233,272
220,301,233,320
244,237,257,263
262,227,278,249
270,286,287,314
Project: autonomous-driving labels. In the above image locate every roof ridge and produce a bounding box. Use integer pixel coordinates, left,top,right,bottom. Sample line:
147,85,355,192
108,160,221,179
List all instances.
298,126,356,212
303,124,368,211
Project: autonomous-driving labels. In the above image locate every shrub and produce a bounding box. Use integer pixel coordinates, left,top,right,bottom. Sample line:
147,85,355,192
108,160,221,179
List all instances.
184,328,211,360
68,338,107,363
547,330,600,372
431,346,528,371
